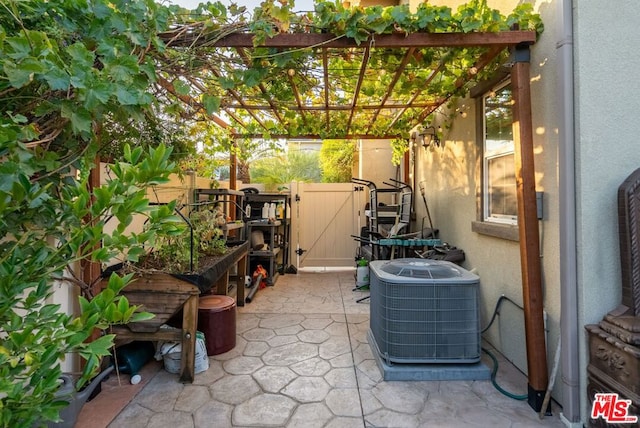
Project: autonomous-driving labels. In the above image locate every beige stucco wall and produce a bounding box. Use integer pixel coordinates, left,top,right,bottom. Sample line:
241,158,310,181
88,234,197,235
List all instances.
573,0,640,339
356,139,400,206
572,0,640,422
411,0,567,411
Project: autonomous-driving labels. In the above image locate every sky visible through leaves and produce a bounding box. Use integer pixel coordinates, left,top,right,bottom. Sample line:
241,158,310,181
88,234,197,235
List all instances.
168,0,316,13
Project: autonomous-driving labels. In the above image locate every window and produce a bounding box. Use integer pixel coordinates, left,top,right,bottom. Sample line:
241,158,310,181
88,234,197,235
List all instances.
483,83,517,225
471,79,519,241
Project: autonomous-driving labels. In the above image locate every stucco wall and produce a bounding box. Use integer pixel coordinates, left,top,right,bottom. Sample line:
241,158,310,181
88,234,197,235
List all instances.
357,139,399,206
573,0,640,422
573,2,640,327
412,0,566,408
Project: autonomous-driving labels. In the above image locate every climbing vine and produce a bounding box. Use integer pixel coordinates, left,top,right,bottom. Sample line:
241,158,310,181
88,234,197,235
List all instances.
0,0,544,152
153,0,543,140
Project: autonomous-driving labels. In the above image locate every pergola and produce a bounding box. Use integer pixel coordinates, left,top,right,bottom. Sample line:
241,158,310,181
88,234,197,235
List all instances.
159,29,536,139
155,27,546,410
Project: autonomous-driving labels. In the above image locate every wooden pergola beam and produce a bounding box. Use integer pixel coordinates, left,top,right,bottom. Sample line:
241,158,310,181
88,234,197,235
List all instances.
223,108,248,130
346,45,371,135
366,47,415,134
164,31,536,49
230,133,401,139
322,48,330,129
220,103,439,111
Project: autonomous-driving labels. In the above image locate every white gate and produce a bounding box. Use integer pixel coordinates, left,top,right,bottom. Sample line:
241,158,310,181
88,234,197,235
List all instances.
289,182,360,268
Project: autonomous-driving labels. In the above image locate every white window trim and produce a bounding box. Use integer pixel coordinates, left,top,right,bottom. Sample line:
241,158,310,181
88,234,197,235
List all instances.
481,83,517,226
471,76,519,241
483,151,517,224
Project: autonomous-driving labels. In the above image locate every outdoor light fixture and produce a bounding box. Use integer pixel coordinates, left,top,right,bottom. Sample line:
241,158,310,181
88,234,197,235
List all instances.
409,124,441,149
421,126,440,148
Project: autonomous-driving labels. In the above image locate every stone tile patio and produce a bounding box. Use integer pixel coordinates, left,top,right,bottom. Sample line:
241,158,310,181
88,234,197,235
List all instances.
92,268,565,427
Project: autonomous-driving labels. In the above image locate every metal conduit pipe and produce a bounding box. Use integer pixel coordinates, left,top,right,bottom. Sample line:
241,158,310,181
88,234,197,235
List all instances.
557,0,581,424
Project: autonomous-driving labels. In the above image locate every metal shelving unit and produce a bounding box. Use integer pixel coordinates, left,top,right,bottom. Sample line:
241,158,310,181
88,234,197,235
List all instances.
243,193,291,284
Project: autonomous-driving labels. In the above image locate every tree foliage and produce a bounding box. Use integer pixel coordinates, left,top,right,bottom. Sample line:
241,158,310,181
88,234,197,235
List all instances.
97,110,194,162
0,140,182,427
320,139,355,182
251,148,321,189
0,1,184,426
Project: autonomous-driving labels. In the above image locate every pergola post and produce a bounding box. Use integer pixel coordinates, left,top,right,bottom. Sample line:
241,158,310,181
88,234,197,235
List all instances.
511,45,549,412
229,141,238,222
85,157,102,296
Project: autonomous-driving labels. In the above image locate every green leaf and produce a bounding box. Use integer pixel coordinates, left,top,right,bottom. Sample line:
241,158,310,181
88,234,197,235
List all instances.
105,55,139,82
3,61,34,88
202,94,221,115
6,36,32,60
117,295,130,314
84,82,112,109
68,106,92,134
66,43,95,67
115,86,139,105
173,79,191,96
129,311,155,322
82,334,115,358
39,59,70,91
126,246,146,262
243,69,263,87
218,76,235,90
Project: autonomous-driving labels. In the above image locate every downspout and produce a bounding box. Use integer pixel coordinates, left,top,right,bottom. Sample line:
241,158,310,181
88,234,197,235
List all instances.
557,0,581,424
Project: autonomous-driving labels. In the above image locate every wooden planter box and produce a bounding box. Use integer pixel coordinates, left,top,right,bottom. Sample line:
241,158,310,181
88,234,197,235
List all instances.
104,241,249,382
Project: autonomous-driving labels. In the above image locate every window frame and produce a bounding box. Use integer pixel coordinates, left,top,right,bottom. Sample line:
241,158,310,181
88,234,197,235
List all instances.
471,76,519,241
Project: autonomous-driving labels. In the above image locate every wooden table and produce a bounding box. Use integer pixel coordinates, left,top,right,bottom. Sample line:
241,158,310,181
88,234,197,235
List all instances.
106,241,249,383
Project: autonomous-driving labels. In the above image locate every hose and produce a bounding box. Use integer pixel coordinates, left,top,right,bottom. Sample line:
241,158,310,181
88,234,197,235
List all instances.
481,294,528,400
482,347,528,401
481,294,522,334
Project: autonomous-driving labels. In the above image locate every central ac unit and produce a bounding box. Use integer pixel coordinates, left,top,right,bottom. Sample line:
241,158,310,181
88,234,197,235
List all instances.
369,258,480,364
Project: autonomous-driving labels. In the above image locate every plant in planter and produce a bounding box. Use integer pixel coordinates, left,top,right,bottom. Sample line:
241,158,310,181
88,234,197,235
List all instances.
97,200,248,385
134,205,229,275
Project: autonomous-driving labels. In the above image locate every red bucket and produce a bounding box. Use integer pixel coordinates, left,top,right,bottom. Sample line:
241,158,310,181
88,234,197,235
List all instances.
197,295,236,356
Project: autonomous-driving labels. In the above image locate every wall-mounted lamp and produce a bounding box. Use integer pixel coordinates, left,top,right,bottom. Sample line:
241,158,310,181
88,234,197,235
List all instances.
410,125,441,149
419,126,441,149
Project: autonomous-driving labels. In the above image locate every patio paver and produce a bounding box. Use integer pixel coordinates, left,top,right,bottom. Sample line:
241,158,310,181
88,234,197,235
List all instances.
82,269,566,428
